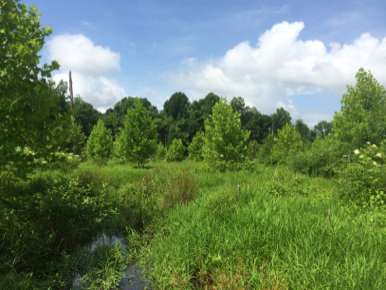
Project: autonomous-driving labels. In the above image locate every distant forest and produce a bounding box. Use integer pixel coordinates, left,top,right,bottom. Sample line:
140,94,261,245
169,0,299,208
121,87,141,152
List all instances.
74,91,330,146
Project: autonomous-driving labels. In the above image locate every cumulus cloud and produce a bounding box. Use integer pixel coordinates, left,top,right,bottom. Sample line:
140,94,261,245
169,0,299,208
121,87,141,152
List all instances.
174,21,386,117
47,34,125,110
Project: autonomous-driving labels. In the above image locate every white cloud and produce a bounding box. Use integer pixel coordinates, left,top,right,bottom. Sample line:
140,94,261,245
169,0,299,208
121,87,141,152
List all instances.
47,34,125,110
173,21,386,118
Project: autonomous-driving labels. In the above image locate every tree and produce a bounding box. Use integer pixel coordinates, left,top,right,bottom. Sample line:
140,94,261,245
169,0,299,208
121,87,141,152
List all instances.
163,92,190,120
115,99,157,167
0,0,73,172
333,69,386,149
86,120,113,163
104,96,158,136
166,138,185,162
187,92,220,140
272,123,303,164
188,131,205,161
73,97,101,137
230,96,247,115
203,100,250,170
295,119,313,142
313,121,332,138
271,107,291,134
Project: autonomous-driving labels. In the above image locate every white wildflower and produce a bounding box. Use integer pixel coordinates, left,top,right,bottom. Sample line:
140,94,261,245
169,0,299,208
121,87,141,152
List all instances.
354,149,360,155
376,153,383,158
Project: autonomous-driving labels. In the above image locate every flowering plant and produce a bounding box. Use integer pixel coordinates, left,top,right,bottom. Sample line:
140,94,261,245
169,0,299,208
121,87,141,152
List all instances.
339,141,386,207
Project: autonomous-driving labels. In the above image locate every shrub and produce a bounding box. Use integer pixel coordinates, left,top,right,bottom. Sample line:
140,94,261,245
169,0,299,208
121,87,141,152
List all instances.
271,124,303,164
188,131,205,161
166,139,185,162
338,142,386,207
258,135,275,164
156,143,167,160
247,140,259,160
203,100,249,171
86,120,113,163
289,136,343,177
0,169,115,277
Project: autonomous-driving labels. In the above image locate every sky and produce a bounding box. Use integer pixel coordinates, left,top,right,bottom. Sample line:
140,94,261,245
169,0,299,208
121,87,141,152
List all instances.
26,0,386,125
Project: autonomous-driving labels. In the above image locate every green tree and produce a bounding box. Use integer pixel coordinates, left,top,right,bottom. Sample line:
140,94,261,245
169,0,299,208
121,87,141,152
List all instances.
0,0,74,172
271,107,291,134
73,97,101,137
295,119,313,142
188,131,205,161
104,96,158,136
187,92,220,139
163,92,190,120
86,120,113,163
333,69,386,149
313,120,332,138
115,99,157,167
272,123,303,164
166,138,185,162
203,100,250,170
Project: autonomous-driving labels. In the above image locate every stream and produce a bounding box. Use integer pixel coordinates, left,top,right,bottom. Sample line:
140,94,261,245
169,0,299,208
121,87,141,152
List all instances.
72,233,150,290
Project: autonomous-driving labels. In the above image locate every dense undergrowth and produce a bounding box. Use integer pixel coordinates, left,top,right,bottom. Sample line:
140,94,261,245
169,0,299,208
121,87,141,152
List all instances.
1,160,385,289
138,162,386,289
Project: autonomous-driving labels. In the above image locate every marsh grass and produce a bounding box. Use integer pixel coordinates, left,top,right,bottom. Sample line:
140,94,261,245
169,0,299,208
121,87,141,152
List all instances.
137,163,385,290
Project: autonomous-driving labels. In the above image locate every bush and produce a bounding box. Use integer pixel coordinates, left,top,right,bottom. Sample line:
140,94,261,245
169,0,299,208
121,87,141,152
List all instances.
166,139,185,162
156,143,167,160
271,124,303,164
0,169,116,281
258,135,275,164
188,131,205,161
289,136,343,177
338,142,386,207
247,140,259,160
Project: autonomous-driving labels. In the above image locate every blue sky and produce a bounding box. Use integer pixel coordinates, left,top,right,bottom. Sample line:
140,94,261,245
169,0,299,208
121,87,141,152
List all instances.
26,0,386,125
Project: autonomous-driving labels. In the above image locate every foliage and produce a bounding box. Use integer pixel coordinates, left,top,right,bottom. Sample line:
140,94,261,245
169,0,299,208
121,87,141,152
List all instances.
77,245,127,290
163,92,190,120
289,136,343,177
166,138,186,162
203,100,250,171
86,119,113,163
0,0,74,173
313,120,332,138
73,97,101,137
104,96,158,137
115,99,158,167
333,69,386,150
338,142,386,207
247,140,259,160
258,134,275,164
271,107,291,134
295,119,314,142
272,123,303,164
0,169,116,282
188,131,205,161
156,143,167,160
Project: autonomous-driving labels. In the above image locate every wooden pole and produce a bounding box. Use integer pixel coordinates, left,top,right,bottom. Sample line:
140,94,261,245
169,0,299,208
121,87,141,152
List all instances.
69,70,74,108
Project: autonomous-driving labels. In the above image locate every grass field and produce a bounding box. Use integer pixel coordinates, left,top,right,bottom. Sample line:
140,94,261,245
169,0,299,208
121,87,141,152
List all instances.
77,161,385,290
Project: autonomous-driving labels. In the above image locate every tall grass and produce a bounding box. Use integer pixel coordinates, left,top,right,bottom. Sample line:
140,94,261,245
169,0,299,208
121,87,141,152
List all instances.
139,165,386,289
